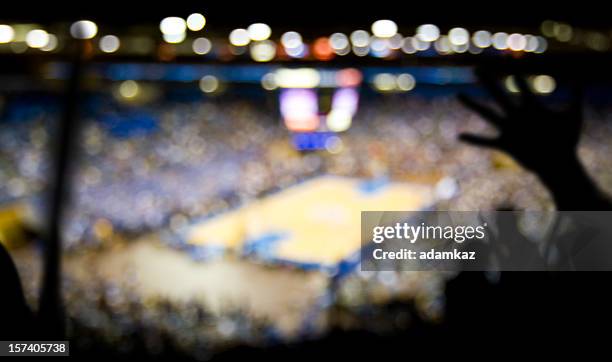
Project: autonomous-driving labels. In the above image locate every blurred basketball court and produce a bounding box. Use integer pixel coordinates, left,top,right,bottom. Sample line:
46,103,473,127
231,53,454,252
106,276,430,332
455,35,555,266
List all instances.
183,176,434,272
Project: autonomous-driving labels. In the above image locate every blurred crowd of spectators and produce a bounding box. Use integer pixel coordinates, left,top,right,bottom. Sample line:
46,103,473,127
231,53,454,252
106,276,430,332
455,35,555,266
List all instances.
2,91,612,353
3,94,612,245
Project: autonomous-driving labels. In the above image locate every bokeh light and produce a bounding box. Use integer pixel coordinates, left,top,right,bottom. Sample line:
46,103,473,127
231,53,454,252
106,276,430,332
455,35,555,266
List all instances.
70,20,98,39
326,109,352,132
448,28,469,46
524,35,539,52
388,34,403,50
492,32,509,50
401,37,416,54
119,80,140,98
373,73,396,92
313,37,334,61
249,40,276,62
261,73,277,90
396,73,416,91
371,20,398,38
411,37,431,51
507,33,527,51
163,32,186,44
472,30,492,48
416,24,440,42
247,23,271,41
160,17,186,35
434,36,452,55
229,29,250,46
99,35,120,53
531,75,556,94
41,34,58,52
25,29,50,48
186,13,206,31
554,22,573,42
199,75,219,93
330,33,349,51
281,31,302,49
534,36,548,53
0,25,15,43
192,37,212,55
504,76,519,93
350,30,370,47
275,68,320,88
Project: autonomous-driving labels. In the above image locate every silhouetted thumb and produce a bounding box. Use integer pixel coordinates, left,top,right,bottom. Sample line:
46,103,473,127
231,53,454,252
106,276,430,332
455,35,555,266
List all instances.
459,133,500,149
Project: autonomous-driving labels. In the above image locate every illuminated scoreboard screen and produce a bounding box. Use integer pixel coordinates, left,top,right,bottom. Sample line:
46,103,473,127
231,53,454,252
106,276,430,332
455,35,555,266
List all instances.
276,68,362,150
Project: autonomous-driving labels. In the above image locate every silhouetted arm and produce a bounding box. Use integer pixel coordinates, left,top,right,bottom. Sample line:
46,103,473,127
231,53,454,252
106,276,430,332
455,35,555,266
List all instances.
0,243,33,339
459,69,611,210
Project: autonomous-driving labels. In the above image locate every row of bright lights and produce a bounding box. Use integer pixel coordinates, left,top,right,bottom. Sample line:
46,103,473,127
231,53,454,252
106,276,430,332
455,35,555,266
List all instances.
0,14,205,48
116,76,220,99
0,20,98,51
159,14,206,43
116,72,556,101
239,25,548,62
1,19,547,58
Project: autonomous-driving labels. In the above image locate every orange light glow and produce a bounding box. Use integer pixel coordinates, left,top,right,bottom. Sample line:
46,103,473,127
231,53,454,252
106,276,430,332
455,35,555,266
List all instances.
312,37,334,61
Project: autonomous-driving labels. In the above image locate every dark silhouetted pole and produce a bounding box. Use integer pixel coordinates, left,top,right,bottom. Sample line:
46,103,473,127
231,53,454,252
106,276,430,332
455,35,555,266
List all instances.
38,38,87,339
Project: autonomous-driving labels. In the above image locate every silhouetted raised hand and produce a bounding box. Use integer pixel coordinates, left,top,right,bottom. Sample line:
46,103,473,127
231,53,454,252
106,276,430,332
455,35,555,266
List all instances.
0,243,34,339
459,68,611,210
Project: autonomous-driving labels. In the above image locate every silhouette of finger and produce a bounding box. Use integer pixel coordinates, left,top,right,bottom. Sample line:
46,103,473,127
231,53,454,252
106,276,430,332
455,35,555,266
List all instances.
514,75,538,104
458,94,504,127
568,84,584,119
459,133,501,149
475,68,515,113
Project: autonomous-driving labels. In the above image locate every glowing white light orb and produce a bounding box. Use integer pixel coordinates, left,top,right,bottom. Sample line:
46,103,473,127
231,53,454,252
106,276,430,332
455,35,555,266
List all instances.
261,73,277,90
281,31,302,49
192,37,212,54
0,25,15,43
41,34,58,51
70,20,98,39
401,37,416,54
448,27,469,46
388,33,403,49
412,37,430,51
396,73,416,91
160,17,186,35
472,30,492,48
327,109,352,132
350,30,370,47
229,28,250,46
524,35,539,52
25,29,50,48
186,13,206,31
247,23,271,41
507,33,527,51
434,36,452,54
199,75,219,93
371,19,398,38
329,33,349,51
373,73,396,92
39,34,57,52
119,80,139,98
532,75,555,94
416,24,440,42
99,35,120,53
163,32,186,44
250,40,276,62
492,32,509,50
534,36,548,53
